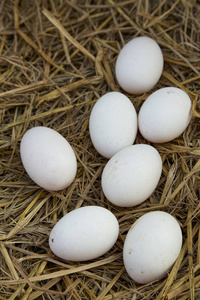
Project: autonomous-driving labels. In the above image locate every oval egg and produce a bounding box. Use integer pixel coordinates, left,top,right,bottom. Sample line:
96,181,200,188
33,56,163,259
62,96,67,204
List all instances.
138,87,192,143
115,36,164,94
89,91,137,158
20,126,77,191
123,211,183,284
101,144,162,207
49,206,119,261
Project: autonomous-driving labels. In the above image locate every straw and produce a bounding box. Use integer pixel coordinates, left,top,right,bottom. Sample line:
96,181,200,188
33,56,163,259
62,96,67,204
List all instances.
0,0,200,298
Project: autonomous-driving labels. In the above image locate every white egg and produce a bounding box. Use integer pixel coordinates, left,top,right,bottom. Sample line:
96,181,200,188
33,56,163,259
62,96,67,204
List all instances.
20,126,77,191
123,211,182,284
89,91,137,158
101,144,162,207
115,36,164,94
49,206,119,261
138,87,192,143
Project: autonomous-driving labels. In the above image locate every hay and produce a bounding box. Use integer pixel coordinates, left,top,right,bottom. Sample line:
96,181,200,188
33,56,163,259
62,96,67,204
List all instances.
0,0,200,299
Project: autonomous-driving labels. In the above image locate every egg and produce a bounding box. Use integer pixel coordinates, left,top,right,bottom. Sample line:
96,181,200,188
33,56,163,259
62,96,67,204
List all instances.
101,144,162,207
49,206,119,261
115,36,164,94
20,126,77,191
123,211,183,284
138,87,192,143
89,91,137,158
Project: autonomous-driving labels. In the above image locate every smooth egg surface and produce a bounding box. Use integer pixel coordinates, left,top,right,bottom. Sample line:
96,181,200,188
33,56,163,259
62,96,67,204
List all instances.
101,144,162,207
20,126,77,191
138,87,192,143
123,211,183,284
89,91,137,158
115,36,164,94
49,206,119,261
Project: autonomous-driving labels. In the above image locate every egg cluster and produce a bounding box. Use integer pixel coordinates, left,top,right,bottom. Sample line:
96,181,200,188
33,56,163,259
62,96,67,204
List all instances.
20,36,192,285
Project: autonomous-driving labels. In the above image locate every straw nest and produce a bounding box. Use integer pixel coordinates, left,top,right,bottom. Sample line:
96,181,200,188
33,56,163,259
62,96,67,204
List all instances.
0,1,200,299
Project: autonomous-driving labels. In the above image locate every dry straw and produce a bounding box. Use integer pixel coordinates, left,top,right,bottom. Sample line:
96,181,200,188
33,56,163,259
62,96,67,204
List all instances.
0,0,200,299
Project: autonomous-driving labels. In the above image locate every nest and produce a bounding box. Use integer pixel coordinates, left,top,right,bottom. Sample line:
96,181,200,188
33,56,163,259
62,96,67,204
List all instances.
0,0,200,299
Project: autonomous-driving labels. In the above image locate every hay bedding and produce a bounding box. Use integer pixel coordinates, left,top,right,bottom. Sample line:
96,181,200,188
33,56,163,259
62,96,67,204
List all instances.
0,0,200,299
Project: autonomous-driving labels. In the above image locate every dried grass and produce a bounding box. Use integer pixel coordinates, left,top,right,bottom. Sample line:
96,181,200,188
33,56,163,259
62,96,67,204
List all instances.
0,0,200,299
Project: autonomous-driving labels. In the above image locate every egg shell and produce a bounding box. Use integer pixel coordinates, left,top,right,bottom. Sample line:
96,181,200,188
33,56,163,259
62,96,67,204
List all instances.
101,144,162,207
49,206,119,261
138,87,192,143
89,91,137,158
123,211,182,284
115,36,164,94
20,126,77,191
